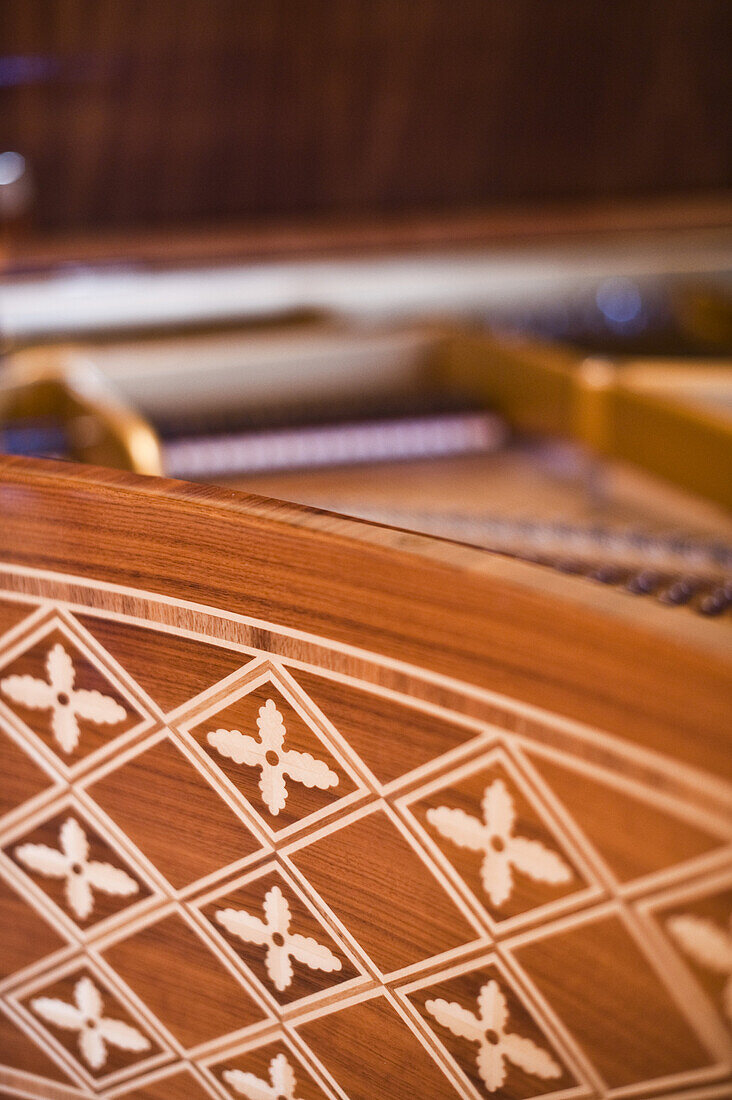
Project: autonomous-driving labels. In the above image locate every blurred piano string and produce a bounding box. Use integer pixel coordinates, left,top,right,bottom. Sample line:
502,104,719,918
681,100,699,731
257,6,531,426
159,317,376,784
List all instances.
1,194,731,616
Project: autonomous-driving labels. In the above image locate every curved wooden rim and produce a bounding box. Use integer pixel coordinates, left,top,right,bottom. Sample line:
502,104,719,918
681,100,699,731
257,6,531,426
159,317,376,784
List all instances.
0,455,729,783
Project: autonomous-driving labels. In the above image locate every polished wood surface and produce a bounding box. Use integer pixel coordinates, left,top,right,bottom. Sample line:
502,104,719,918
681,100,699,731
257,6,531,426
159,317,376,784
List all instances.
4,195,732,274
0,456,729,775
2,1,731,234
0,456,730,1097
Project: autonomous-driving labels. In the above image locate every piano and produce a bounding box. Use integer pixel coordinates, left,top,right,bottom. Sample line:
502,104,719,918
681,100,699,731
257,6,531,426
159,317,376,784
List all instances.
0,5,730,1098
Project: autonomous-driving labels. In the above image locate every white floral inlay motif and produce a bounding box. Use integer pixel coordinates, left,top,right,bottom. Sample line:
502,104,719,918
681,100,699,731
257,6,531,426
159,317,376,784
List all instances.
15,816,139,920
224,1052,305,1100
426,777,572,907
216,883,342,992
1,642,127,754
31,975,150,1070
668,911,732,1023
426,978,561,1093
207,697,339,816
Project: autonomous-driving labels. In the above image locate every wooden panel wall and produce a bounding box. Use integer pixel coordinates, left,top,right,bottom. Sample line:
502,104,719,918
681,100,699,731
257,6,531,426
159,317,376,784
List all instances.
1,0,730,233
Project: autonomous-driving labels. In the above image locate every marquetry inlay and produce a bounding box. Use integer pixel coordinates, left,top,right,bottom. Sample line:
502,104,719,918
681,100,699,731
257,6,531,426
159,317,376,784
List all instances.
670,908,732,1022
7,807,146,928
0,612,151,777
0,577,730,1099
410,962,572,1097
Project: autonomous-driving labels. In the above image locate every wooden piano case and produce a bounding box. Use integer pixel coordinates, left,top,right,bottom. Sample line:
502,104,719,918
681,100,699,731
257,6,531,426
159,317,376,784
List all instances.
0,455,730,1099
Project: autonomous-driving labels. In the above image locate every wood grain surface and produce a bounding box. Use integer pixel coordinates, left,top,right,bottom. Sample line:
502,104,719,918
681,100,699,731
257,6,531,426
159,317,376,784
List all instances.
2,1,731,235
0,454,730,1098
4,195,731,275
0,456,728,775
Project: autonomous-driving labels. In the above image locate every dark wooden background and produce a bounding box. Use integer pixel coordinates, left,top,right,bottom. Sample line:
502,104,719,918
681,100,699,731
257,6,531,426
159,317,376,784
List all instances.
1,0,730,234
